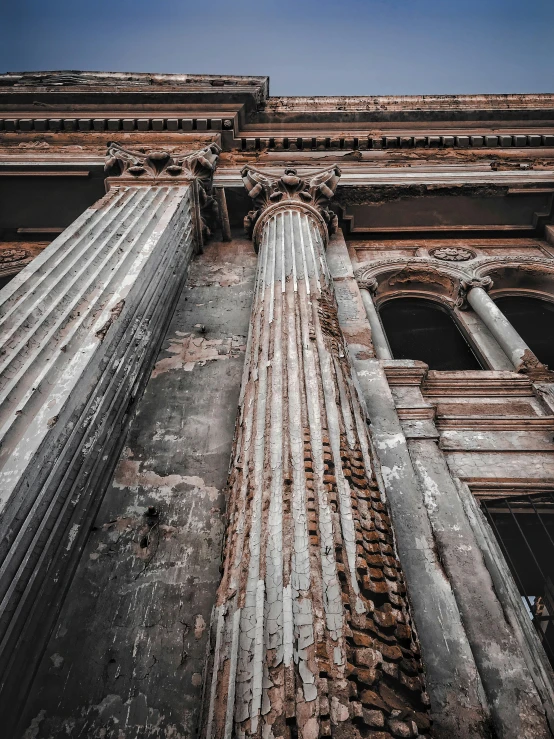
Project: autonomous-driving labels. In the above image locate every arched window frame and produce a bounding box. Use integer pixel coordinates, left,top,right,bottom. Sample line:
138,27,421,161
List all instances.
374,291,487,370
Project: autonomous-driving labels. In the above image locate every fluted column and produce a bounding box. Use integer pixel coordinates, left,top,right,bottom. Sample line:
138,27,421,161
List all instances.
0,143,220,720
205,167,430,739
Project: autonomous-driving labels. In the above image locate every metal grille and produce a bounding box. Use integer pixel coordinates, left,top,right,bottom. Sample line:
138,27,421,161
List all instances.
481,493,554,668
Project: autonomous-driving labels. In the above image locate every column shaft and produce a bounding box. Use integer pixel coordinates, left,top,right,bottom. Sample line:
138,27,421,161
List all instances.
206,206,430,739
467,287,534,370
359,289,393,360
0,184,196,715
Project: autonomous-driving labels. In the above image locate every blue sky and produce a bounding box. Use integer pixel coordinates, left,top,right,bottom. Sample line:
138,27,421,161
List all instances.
1,0,553,96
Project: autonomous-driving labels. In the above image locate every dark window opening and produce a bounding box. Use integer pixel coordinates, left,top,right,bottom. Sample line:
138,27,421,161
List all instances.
0,274,15,291
379,297,482,370
482,494,554,669
495,296,554,368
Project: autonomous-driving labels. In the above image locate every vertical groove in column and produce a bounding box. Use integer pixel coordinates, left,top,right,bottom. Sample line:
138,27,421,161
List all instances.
207,206,431,739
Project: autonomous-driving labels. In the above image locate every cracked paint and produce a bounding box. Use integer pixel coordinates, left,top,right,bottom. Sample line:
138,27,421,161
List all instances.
151,332,247,377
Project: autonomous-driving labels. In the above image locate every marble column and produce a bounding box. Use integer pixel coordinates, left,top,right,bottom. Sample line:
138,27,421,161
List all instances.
0,143,220,717
204,167,430,739
357,280,393,360
461,277,544,372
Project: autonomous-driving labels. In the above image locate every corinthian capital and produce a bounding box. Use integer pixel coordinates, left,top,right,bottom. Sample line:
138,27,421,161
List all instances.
105,141,220,185
241,164,341,247
105,142,221,240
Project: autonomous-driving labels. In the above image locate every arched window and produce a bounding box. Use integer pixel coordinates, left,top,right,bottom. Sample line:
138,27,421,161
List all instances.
379,297,482,371
494,296,554,368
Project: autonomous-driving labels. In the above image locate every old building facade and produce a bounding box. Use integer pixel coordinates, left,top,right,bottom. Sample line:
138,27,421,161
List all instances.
0,71,553,739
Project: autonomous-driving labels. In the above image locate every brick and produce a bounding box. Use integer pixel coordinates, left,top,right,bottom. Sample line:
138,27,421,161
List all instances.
387,717,417,738
352,630,373,647
356,667,377,685
381,644,402,661
360,689,389,710
362,708,385,728
373,610,396,628
355,648,382,668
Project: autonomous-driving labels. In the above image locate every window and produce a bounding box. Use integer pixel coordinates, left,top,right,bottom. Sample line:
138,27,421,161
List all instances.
379,297,482,371
494,296,554,368
482,493,554,669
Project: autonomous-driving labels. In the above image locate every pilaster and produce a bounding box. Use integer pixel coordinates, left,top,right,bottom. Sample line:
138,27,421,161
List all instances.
0,143,220,724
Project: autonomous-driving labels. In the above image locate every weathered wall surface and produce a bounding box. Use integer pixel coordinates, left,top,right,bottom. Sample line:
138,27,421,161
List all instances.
17,236,257,739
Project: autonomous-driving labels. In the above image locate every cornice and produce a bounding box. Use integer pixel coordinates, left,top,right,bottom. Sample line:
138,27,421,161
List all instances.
2,117,554,154
263,93,554,112
0,71,268,89
1,73,553,152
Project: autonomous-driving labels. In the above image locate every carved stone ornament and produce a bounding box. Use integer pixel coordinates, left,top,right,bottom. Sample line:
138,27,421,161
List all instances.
0,247,29,264
241,164,341,247
105,142,220,185
431,246,475,262
105,142,221,239
456,275,494,308
353,270,379,294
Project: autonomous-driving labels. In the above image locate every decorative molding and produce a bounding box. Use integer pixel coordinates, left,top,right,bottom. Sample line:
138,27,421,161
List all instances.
353,257,471,282
435,415,554,431
241,164,341,246
431,246,475,262
473,255,554,275
423,372,534,397
457,276,493,309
